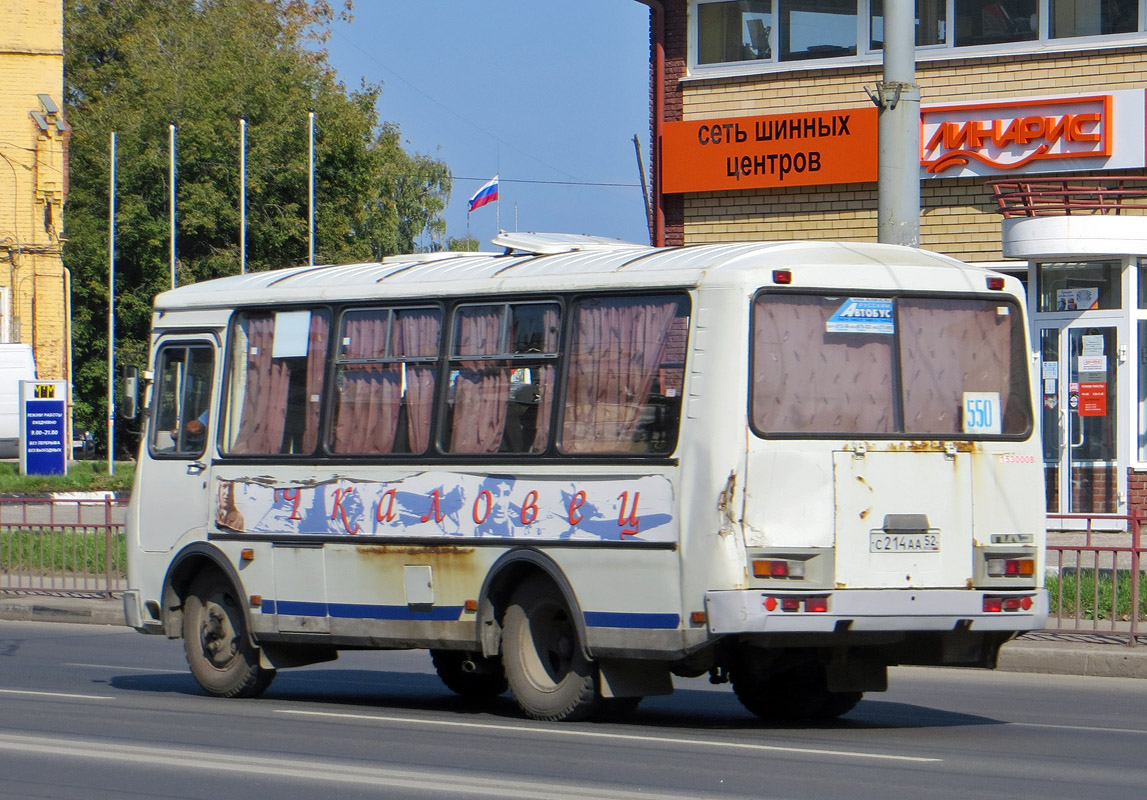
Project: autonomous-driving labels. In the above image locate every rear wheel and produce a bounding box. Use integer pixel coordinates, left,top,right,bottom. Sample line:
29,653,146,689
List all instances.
182,572,274,698
430,650,508,700
731,660,860,721
501,577,598,721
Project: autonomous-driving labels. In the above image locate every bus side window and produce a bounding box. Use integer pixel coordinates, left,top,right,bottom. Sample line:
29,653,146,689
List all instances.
223,309,330,456
443,302,561,455
150,344,215,457
560,294,689,455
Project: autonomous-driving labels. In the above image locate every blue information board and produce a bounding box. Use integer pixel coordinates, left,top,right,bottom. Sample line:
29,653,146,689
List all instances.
19,381,68,476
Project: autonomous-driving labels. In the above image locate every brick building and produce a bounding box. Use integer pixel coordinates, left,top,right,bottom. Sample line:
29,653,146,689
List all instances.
637,1,1147,518
0,0,71,410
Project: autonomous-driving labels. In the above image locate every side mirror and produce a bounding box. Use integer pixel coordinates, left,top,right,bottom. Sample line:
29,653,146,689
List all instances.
122,366,140,420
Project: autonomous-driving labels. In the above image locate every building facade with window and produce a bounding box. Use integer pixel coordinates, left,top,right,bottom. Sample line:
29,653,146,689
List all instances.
639,0,1147,517
0,0,71,387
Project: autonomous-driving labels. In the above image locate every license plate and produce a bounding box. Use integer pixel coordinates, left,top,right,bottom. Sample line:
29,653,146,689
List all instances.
869,532,940,553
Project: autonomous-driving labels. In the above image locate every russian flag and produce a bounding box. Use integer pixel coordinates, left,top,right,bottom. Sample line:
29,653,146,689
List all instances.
468,175,499,212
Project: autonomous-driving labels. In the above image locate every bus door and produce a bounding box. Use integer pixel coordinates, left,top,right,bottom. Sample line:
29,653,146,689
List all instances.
141,338,217,552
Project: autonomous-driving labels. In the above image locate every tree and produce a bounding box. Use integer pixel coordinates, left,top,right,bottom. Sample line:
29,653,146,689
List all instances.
447,235,481,252
63,0,452,455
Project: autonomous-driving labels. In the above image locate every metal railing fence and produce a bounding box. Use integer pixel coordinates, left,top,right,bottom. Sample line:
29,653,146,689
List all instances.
0,497,127,598
1046,514,1143,647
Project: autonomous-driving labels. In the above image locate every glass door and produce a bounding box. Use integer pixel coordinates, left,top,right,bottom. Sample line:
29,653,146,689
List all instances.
1040,325,1120,514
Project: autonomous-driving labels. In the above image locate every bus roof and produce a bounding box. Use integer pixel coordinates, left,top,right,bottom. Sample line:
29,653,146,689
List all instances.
153,233,994,311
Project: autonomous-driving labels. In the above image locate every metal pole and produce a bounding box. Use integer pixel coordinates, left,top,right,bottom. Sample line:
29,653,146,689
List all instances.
308,110,315,266
240,117,247,274
107,132,116,476
876,0,920,247
633,134,652,244
169,123,177,287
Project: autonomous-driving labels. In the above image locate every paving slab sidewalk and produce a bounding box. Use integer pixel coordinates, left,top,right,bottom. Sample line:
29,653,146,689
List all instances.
2,593,1145,679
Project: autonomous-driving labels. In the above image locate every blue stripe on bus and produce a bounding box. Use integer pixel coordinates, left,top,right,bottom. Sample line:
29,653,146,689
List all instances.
583,611,680,629
260,600,463,622
261,602,677,629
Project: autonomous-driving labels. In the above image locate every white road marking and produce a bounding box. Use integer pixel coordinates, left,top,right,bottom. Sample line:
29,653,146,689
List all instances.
1011,721,1147,736
276,709,942,763
66,662,186,674
0,732,754,800
0,688,113,701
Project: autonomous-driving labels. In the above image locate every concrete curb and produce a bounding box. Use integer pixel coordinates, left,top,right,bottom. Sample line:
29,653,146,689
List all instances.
0,595,124,626
997,639,1147,679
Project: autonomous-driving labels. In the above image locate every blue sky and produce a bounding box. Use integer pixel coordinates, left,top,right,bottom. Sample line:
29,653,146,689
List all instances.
321,1,653,250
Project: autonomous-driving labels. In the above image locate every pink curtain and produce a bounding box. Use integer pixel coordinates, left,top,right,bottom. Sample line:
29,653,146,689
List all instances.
899,300,1014,434
397,309,441,454
333,313,402,453
449,307,510,453
752,298,895,434
530,306,560,452
562,298,680,453
301,313,329,453
228,311,328,455
231,315,286,454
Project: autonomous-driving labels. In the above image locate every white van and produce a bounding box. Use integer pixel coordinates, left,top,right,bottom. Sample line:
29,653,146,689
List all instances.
0,344,37,458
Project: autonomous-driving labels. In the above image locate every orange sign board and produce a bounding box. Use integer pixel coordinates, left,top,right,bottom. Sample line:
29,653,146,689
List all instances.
921,95,1112,174
661,107,878,194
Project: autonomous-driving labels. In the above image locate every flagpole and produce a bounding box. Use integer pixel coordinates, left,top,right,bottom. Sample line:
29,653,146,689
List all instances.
107,131,116,475
169,122,176,289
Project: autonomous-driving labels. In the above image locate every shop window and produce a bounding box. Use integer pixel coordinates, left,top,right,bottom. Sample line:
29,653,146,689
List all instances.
1051,0,1137,38
870,0,947,48
955,0,1038,46
1036,261,1121,313
779,0,858,61
698,1,774,64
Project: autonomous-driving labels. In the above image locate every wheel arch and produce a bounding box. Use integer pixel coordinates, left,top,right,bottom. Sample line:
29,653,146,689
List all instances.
477,547,591,661
161,542,250,640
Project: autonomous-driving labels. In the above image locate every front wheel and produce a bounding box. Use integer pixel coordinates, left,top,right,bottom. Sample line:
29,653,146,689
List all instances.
501,577,598,721
182,572,274,698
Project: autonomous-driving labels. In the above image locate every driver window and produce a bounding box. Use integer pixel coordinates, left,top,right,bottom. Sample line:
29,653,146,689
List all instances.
151,344,215,457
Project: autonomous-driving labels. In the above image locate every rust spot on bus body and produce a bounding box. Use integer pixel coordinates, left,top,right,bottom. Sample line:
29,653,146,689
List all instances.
359,545,476,557
881,441,980,454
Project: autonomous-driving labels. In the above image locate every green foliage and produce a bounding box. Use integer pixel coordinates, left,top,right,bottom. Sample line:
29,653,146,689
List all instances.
1046,570,1147,622
447,234,481,252
63,0,451,455
0,462,134,494
0,528,126,576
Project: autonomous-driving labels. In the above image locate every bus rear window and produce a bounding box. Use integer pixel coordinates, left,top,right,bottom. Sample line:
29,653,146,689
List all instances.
751,293,1032,437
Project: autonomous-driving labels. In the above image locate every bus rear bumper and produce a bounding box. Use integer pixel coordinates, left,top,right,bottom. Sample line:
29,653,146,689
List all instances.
705,588,1049,634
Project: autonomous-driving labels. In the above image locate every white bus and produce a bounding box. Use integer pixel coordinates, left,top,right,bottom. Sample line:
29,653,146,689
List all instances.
123,232,1047,722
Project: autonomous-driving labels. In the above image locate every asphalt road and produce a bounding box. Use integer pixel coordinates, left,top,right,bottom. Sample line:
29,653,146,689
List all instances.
1,620,1146,800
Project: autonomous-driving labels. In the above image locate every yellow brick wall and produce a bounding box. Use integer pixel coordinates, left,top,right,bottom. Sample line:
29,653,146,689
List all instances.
681,47,1147,261
0,0,70,388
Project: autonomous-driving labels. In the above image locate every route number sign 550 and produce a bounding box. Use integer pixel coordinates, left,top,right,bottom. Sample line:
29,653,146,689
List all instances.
963,392,1001,435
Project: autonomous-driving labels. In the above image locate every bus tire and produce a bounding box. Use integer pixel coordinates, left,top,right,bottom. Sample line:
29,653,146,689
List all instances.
731,661,858,721
501,576,598,722
182,571,275,698
430,650,508,700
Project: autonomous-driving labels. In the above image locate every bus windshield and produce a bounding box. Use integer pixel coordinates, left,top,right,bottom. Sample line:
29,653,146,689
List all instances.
751,292,1032,438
